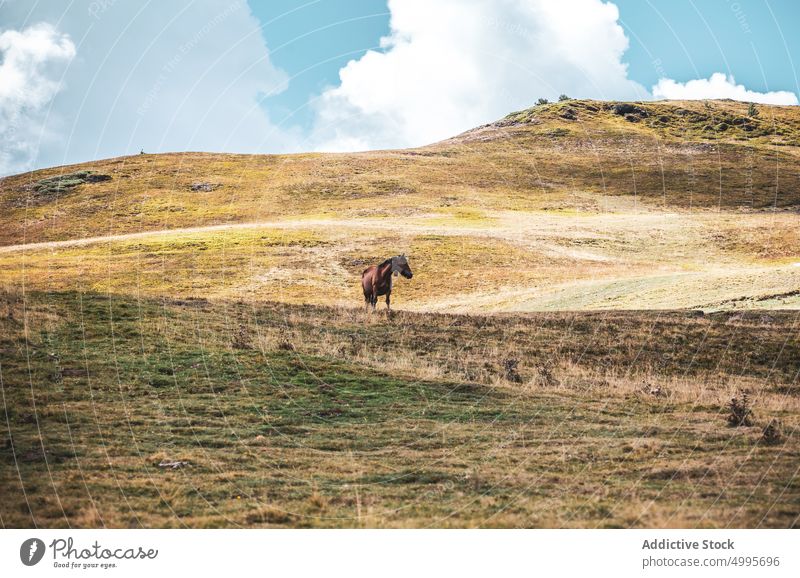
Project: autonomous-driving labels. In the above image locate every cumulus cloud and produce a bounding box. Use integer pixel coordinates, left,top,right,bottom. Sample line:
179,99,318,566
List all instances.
0,23,75,175
7,1,798,174
653,72,798,105
1,0,297,176
308,0,648,151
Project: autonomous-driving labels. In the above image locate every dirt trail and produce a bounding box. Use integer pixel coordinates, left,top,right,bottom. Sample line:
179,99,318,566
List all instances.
0,210,677,257
0,214,615,260
0,220,338,254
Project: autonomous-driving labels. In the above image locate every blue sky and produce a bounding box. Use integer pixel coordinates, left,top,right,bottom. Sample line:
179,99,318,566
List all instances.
1,0,798,175
254,0,800,129
616,0,798,95
251,0,390,130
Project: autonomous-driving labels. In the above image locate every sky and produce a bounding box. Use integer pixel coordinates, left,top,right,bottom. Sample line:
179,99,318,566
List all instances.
1,0,798,176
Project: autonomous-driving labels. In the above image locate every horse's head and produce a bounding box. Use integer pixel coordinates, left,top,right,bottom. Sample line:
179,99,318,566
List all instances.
391,254,413,279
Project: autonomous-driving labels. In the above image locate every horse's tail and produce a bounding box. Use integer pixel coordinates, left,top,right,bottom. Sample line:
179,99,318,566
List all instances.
361,266,374,300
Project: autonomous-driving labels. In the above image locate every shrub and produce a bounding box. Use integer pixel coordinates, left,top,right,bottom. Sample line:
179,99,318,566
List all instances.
537,363,559,387
558,94,571,101
560,108,577,120
502,358,522,383
727,391,754,427
232,325,252,349
278,340,296,352
762,419,783,445
17,171,112,208
747,102,759,117
612,103,647,117
640,381,666,397
32,171,111,197
537,98,549,105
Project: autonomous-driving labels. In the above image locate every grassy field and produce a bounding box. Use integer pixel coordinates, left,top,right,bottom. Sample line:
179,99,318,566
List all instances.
1,210,799,312
1,99,799,528
1,291,798,528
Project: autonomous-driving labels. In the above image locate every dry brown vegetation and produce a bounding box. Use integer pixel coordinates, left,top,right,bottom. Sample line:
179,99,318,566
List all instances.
2,100,800,313
1,291,798,528
1,210,799,312
1,99,799,528
2,99,800,248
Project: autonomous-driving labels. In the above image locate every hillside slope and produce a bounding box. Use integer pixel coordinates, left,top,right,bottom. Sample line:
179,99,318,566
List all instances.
2,99,799,246
1,99,799,312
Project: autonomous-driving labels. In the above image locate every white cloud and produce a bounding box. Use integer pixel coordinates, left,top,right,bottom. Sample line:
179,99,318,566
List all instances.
6,1,798,175
652,72,798,105
1,0,298,176
0,23,75,175
308,0,648,152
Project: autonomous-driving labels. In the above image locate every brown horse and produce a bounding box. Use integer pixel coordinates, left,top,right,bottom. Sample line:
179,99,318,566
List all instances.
361,255,413,312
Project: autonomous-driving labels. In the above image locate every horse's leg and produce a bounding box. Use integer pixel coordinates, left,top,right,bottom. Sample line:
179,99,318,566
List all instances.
371,283,379,312
385,291,391,311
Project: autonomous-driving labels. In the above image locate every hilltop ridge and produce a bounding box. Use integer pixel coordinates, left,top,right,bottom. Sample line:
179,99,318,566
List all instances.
1,99,799,247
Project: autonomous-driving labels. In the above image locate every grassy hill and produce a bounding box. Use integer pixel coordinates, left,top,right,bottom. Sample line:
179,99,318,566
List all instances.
2,99,800,243
1,99,799,528
1,99,800,312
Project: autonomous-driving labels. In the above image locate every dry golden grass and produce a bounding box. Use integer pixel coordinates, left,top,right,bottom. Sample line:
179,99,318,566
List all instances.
2,99,800,248
1,209,798,312
1,291,798,528
2,99,799,313
2,100,800,529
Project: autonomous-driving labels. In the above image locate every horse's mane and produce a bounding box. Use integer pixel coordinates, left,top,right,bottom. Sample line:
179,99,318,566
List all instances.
379,258,393,268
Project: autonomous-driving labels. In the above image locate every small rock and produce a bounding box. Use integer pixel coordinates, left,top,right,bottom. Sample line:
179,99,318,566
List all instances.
190,182,221,192
158,460,190,469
